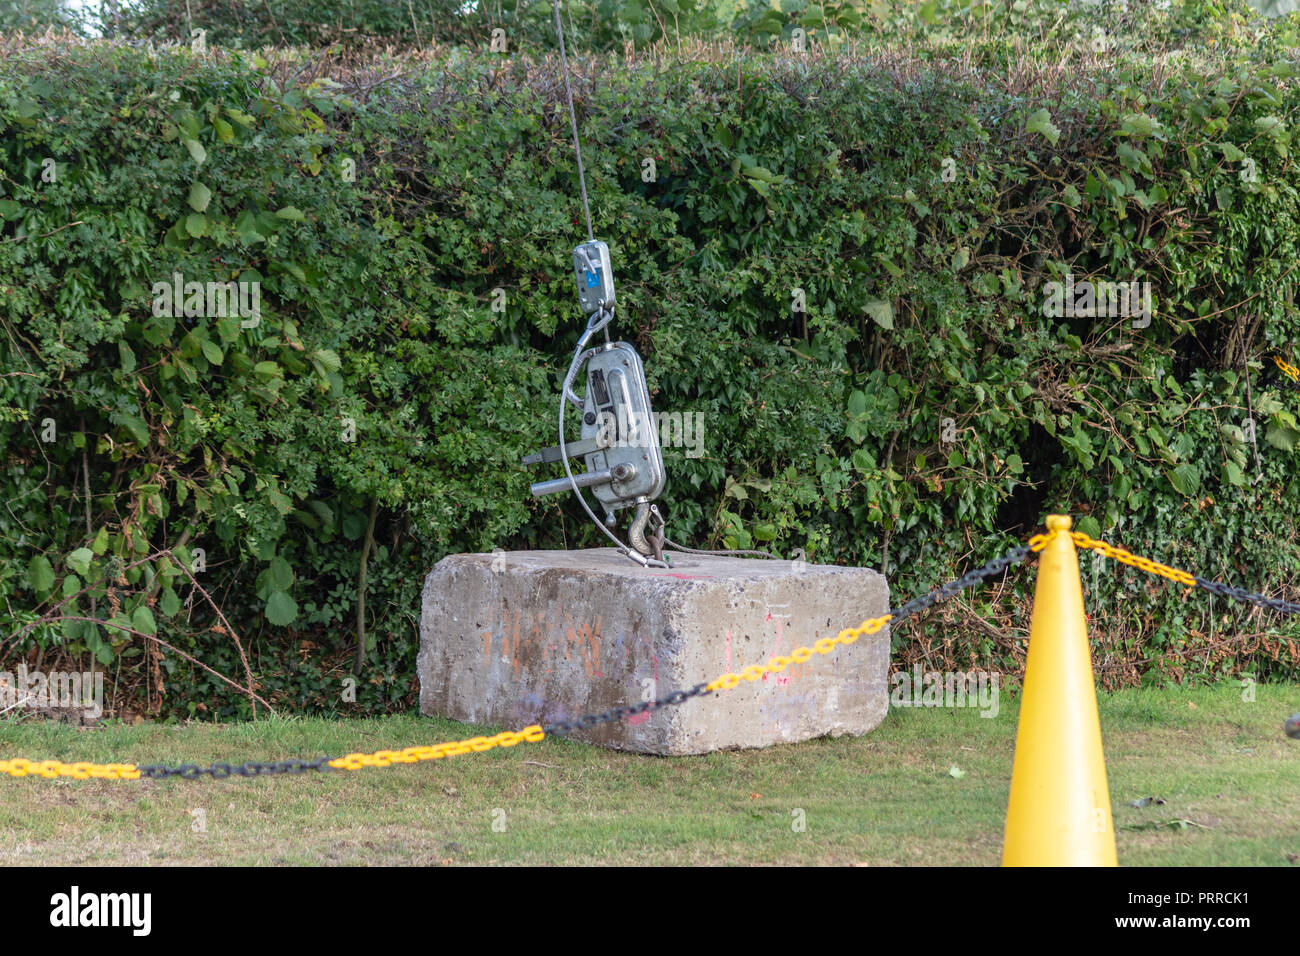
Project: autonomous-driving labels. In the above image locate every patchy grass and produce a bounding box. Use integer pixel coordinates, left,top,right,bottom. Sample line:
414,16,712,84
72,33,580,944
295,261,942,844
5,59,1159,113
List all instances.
0,683,1296,866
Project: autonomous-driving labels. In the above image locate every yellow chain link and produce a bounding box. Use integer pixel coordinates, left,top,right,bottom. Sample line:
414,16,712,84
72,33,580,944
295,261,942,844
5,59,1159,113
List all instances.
326,725,545,771
1058,529,1197,589
1275,355,1300,382
704,613,893,693
0,759,141,780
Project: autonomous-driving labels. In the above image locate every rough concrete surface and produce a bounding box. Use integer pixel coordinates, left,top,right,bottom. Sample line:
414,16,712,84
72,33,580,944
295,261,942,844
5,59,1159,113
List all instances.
418,548,890,755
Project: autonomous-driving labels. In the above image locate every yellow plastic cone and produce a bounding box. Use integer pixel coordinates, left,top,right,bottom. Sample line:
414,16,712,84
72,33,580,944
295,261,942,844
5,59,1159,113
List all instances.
1002,514,1117,866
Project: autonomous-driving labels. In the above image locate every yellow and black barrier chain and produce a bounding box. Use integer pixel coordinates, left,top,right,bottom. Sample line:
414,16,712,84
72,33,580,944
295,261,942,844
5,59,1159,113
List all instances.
1065,529,1300,616
0,543,1035,782
7,527,1292,782
1271,354,1300,390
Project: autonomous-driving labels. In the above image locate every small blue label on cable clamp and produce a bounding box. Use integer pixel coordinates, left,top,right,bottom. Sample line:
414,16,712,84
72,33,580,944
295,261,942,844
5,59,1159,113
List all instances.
586,270,599,288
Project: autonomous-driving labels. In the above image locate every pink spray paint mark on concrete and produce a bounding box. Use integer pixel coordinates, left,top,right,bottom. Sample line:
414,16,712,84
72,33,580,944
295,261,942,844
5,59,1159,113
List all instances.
774,617,792,685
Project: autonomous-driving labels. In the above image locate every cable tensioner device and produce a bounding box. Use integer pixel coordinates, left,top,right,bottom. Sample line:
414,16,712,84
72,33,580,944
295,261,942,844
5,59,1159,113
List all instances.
522,240,670,567
524,0,773,568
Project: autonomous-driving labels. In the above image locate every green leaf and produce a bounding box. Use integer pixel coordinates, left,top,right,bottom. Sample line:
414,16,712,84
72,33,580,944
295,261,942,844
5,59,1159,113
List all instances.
268,555,294,590
1119,112,1161,139
864,300,894,330
62,616,84,642
1255,116,1285,138
201,339,223,365
875,254,904,278
224,106,256,127
274,206,305,221
216,315,241,342
188,181,212,213
132,605,157,636
1218,142,1245,162
311,348,341,373
29,555,55,593
265,590,298,626
160,586,181,618
1166,463,1200,497
741,164,783,184
1265,422,1300,452
185,213,208,237
86,625,114,666
91,526,109,555
1025,108,1060,145
235,210,264,243
66,547,94,576
183,137,207,164
114,413,149,446
341,511,366,539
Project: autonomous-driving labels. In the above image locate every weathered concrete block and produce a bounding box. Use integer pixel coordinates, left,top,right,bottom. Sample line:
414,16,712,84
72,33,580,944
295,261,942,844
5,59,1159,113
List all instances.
418,548,890,755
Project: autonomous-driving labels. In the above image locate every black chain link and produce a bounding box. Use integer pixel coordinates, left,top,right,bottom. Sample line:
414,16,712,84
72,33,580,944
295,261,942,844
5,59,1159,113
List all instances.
542,543,1034,738
543,682,713,736
137,756,335,779
1193,576,1300,615
889,545,1032,626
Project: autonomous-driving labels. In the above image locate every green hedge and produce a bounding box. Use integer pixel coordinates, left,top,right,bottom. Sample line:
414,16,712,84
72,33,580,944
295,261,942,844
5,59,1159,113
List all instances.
8,0,1277,55
4,1,1300,718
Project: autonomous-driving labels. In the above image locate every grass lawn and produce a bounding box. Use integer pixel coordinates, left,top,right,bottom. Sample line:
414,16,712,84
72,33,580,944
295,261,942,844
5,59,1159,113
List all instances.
0,682,1296,866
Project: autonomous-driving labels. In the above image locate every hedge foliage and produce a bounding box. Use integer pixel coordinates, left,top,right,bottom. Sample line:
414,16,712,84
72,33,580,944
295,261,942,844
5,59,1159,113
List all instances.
4,0,1300,718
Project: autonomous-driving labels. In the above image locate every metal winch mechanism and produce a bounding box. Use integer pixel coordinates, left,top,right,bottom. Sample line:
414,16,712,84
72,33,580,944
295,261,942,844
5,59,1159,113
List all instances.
523,240,669,567
524,0,776,570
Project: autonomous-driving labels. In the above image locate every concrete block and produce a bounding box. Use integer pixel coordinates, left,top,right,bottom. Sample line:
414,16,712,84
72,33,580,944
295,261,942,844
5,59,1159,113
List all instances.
418,548,890,755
